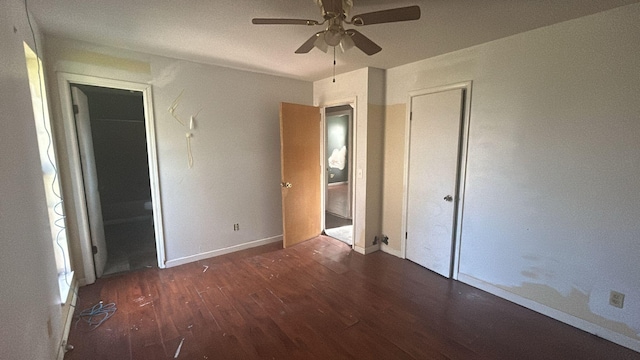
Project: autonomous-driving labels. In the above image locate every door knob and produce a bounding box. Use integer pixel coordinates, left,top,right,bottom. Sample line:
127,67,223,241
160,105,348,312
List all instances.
443,195,453,202
281,182,292,188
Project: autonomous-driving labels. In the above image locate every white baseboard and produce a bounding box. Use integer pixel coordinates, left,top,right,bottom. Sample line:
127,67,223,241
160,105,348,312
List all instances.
458,273,640,353
354,243,381,255
57,279,78,360
380,243,403,258
165,235,283,268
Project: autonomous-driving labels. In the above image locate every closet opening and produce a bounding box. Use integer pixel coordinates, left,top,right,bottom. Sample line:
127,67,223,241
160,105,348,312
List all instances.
72,84,157,277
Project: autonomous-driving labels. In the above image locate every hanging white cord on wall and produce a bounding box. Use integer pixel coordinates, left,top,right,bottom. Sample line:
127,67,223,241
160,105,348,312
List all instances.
168,91,202,168
24,0,72,287
186,133,193,168
168,90,186,126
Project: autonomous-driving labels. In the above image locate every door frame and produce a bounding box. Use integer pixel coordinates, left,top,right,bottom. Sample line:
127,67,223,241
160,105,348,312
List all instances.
400,81,472,280
57,72,166,285
319,98,357,250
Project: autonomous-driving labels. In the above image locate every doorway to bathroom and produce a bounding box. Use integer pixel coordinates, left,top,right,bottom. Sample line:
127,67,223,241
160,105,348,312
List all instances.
323,105,353,245
72,84,157,277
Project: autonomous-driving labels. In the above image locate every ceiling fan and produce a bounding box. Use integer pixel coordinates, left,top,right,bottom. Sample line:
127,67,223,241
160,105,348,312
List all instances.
252,0,421,56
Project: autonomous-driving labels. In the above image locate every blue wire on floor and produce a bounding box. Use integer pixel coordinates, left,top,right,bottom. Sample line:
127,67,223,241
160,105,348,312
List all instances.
75,301,117,330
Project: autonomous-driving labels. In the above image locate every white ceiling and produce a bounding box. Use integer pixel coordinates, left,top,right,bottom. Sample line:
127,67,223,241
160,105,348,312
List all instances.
28,0,639,81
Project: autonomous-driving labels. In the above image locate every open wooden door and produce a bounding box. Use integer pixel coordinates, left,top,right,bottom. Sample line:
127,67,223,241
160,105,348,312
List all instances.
280,102,321,248
72,86,108,278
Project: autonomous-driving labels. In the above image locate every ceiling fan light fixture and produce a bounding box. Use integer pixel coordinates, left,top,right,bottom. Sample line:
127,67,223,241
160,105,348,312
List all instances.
324,27,342,46
339,32,355,52
253,1,421,56
314,34,329,52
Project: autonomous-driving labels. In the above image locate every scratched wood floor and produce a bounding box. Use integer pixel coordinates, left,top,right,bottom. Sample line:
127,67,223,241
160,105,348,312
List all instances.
64,236,639,360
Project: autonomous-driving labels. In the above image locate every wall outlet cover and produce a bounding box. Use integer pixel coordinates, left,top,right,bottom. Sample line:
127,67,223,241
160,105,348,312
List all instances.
609,291,625,309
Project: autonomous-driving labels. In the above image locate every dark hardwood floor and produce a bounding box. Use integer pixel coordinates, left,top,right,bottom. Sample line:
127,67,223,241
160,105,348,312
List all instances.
65,236,639,360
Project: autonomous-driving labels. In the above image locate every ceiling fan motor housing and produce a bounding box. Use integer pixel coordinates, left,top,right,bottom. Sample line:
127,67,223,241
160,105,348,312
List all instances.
317,0,351,19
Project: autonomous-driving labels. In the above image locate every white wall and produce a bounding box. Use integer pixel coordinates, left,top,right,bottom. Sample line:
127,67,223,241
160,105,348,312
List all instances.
45,37,313,273
384,3,640,351
0,1,64,358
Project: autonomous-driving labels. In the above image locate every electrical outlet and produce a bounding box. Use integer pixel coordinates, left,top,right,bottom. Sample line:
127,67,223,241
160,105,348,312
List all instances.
609,291,625,309
233,223,239,231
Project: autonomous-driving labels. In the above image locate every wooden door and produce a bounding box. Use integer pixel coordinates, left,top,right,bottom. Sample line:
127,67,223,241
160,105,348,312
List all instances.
280,102,321,247
72,86,108,278
406,89,464,277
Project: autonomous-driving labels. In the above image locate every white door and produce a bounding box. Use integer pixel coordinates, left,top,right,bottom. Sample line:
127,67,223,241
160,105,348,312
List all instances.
72,86,108,278
406,88,464,278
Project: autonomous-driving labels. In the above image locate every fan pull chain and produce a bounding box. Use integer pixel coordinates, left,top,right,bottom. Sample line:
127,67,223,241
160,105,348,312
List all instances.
333,46,336,83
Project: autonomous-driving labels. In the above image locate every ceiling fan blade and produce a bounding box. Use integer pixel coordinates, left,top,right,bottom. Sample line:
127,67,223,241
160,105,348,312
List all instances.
295,32,325,53
345,29,381,55
252,18,320,26
350,5,420,26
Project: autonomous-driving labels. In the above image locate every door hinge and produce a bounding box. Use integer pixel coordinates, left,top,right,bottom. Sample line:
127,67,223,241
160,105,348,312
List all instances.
405,232,408,239
410,112,412,121
92,245,98,255
73,104,79,115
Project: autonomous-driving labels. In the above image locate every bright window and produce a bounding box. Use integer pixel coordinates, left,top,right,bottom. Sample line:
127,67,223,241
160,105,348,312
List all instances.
24,42,73,301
